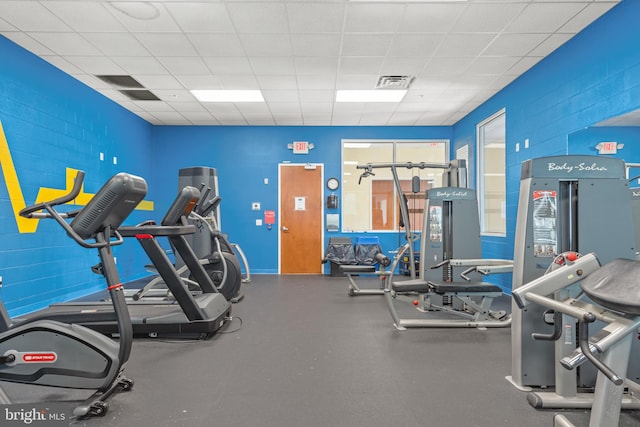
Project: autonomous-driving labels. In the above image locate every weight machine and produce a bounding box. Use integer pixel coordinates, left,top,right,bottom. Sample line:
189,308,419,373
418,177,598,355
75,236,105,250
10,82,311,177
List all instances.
508,155,640,409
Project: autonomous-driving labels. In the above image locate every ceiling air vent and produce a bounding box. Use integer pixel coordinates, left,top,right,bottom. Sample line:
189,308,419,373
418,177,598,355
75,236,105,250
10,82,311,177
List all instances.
375,75,414,90
96,75,144,88
119,90,160,101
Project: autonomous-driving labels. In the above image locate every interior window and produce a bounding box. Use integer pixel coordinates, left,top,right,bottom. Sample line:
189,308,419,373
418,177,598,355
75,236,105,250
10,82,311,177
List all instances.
477,110,506,236
342,140,448,232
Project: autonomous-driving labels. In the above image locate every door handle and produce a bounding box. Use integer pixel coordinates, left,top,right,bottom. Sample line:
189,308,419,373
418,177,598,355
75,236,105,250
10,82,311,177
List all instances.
282,226,289,232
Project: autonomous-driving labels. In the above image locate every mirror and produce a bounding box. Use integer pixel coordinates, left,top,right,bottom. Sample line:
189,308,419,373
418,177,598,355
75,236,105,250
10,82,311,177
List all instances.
567,107,640,186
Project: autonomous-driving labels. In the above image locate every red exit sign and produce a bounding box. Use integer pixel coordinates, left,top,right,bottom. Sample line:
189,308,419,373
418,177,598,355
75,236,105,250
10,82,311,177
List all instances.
597,141,617,154
293,141,309,154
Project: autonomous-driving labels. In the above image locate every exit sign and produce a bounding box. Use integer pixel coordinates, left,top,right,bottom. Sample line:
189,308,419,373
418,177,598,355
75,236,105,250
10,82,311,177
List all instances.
597,141,617,155
293,141,309,154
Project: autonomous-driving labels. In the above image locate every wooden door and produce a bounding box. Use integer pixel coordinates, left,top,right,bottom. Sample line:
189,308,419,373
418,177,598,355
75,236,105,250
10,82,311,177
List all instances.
279,164,323,274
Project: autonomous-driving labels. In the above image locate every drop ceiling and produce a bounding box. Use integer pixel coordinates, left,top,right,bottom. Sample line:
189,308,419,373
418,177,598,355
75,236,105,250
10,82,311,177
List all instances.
0,0,620,126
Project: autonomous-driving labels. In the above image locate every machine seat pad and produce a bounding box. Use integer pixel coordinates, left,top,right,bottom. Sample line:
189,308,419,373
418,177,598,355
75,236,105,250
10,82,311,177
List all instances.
428,281,502,294
340,265,376,274
391,279,430,293
580,258,640,316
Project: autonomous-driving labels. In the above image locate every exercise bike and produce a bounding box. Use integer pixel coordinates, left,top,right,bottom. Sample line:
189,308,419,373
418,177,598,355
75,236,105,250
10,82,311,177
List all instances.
0,171,146,418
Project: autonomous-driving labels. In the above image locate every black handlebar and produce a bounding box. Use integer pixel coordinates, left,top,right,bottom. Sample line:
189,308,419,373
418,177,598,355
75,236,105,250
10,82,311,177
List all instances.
19,171,86,218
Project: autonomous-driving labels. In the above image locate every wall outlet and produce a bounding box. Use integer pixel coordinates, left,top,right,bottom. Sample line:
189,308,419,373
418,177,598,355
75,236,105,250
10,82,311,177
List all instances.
252,202,261,210
256,219,263,226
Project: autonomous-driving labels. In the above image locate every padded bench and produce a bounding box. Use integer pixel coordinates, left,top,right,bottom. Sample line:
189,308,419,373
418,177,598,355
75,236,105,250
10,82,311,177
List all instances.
339,265,377,274
339,253,391,296
392,279,502,294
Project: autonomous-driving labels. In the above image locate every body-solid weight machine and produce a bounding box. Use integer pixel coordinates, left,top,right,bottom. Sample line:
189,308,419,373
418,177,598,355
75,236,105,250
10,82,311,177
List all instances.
388,187,513,329
508,155,640,409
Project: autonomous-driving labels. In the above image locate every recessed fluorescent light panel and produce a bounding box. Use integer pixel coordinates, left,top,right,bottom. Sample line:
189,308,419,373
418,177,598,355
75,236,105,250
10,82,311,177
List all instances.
336,90,407,103
191,90,265,102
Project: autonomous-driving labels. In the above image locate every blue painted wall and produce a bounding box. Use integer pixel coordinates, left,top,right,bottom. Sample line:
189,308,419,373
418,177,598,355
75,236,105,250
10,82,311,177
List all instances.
0,35,154,316
452,0,640,291
568,126,640,161
150,125,452,274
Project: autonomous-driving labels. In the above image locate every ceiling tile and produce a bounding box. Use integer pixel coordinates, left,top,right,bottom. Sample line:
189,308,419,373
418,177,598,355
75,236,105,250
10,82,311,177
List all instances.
0,2,69,31
483,34,549,57
380,57,426,76
489,74,520,91
28,32,102,56
153,90,197,103
421,57,475,76
399,3,465,33
335,74,379,90
203,103,242,115
341,34,394,57
468,56,522,75
135,33,198,56
134,100,176,113
505,3,587,33
235,103,272,115
203,57,253,75
301,103,333,114
82,33,150,56
188,34,245,56
72,73,112,89
291,34,341,57
268,101,302,113
297,76,336,90
156,56,210,75
0,17,17,31
134,74,185,90
294,57,339,76
240,34,292,57
451,3,527,33
111,56,167,74
387,34,442,58
274,116,304,126
507,56,545,77
434,34,498,58
179,110,216,119
528,33,574,57
256,75,299,90
106,2,180,33
344,3,404,33
217,75,260,89
389,112,422,125
44,1,125,32
299,90,335,103
287,3,345,34
64,55,126,74
226,2,288,34
3,32,55,55
167,101,205,112
164,2,235,33
560,3,619,33
251,57,296,76
338,57,384,75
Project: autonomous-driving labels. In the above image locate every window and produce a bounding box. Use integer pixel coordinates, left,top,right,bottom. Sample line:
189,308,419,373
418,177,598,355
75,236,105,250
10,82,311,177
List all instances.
342,140,449,232
477,110,506,235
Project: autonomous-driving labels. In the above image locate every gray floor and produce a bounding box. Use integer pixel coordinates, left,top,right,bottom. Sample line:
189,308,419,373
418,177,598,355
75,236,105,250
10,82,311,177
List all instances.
3,274,640,426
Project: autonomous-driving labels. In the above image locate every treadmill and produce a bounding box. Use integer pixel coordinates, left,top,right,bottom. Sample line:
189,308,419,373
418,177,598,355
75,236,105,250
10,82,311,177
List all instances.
23,184,232,339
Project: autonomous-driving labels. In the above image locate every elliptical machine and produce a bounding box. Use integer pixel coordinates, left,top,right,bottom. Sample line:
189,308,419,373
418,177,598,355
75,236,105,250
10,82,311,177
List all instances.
0,171,145,418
